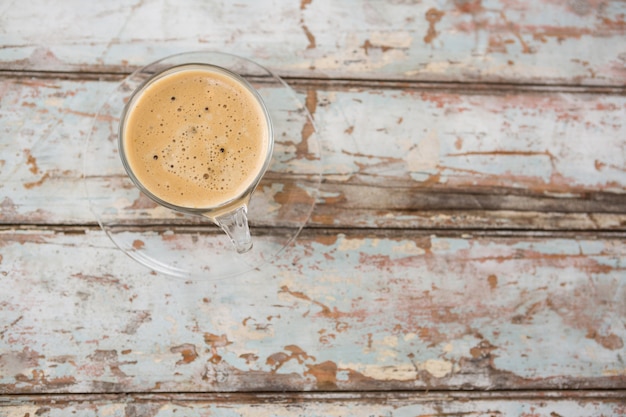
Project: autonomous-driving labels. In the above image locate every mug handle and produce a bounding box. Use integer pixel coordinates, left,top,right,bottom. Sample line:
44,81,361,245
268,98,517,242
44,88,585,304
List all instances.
214,204,253,253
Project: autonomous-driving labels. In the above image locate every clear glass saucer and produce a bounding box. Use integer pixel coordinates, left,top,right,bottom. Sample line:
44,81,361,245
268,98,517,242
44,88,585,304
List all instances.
83,51,322,280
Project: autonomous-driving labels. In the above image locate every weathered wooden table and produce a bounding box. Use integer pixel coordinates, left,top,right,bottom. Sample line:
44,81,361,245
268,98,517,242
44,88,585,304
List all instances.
1,0,626,415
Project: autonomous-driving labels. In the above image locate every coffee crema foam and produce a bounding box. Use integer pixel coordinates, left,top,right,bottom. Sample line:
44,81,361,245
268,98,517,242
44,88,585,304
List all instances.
122,67,270,209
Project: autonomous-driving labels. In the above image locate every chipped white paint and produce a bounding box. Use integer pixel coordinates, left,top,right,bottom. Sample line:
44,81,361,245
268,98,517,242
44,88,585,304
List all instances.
392,242,426,256
337,236,367,251
419,359,455,379
403,333,417,342
340,362,418,381
370,31,413,49
602,367,626,377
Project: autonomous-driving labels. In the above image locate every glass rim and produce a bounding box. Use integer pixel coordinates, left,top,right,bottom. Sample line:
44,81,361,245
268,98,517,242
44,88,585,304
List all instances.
118,62,275,215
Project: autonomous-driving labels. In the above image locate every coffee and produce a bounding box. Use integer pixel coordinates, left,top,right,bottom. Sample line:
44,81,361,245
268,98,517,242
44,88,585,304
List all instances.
121,65,271,210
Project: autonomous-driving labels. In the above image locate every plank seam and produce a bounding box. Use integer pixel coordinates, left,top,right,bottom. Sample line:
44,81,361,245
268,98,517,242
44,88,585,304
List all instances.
0,69,625,94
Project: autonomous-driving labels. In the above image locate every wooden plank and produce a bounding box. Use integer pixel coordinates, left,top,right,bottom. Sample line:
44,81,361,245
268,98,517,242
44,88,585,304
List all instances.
1,76,625,229
0,0,625,85
1,229,625,393
1,391,626,416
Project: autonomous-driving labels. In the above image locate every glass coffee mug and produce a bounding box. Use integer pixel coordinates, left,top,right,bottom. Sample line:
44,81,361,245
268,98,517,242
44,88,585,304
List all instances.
118,63,274,253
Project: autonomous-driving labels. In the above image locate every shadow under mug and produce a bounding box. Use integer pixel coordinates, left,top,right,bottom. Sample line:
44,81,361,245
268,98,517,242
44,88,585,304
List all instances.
118,63,274,253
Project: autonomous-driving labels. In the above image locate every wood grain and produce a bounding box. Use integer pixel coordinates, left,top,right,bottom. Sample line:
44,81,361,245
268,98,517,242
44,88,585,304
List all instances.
1,0,625,85
1,229,625,393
